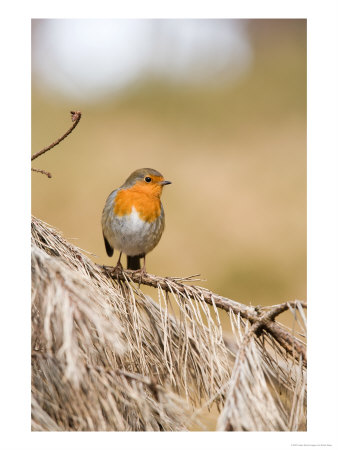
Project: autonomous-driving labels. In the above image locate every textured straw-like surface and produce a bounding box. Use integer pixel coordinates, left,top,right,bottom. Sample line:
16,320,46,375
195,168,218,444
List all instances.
31,216,306,431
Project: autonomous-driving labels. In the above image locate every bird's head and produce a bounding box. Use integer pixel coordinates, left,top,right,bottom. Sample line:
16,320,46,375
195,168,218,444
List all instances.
123,168,171,197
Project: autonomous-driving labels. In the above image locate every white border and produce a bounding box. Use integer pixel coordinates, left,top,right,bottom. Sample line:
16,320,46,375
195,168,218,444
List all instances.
1,1,337,449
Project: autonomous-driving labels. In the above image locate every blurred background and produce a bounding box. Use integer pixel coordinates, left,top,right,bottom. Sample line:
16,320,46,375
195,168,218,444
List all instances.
31,19,306,307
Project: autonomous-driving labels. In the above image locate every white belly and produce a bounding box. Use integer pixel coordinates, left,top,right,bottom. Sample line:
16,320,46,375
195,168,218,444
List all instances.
107,207,164,256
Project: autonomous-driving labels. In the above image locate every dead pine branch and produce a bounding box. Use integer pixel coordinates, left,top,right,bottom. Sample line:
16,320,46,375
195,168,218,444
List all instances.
31,110,82,178
101,267,307,367
217,304,307,431
31,216,307,431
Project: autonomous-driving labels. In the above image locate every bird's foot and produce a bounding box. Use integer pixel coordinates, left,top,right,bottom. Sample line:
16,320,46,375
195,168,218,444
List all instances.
103,261,124,278
113,261,124,277
132,266,147,281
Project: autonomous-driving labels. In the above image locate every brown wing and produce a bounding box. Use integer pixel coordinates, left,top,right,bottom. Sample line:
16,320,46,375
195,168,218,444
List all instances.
103,234,114,257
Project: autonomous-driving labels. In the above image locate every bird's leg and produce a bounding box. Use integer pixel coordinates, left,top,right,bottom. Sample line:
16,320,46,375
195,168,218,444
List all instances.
132,255,147,287
131,255,147,280
113,251,124,274
102,252,124,278
139,255,147,277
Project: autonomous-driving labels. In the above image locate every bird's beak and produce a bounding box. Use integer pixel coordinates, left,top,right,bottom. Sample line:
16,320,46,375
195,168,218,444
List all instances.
160,180,172,186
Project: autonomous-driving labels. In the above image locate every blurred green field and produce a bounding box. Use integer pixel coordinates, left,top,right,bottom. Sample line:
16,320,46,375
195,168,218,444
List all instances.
32,20,306,310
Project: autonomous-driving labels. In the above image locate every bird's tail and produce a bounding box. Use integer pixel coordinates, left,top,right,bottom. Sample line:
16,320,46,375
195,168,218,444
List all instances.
127,255,143,270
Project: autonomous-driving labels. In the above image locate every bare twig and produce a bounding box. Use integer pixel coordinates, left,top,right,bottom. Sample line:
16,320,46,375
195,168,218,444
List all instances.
31,110,82,179
100,266,307,366
31,110,82,162
31,167,52,178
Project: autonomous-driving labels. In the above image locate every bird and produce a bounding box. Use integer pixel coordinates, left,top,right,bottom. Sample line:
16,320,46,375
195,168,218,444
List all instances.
102,168,171,273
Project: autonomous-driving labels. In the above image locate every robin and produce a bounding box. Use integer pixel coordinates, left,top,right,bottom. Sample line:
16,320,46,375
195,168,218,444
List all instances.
102,168,171,272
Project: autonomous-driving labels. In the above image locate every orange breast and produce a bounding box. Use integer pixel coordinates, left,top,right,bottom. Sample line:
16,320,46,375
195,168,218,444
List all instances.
114,185,162,223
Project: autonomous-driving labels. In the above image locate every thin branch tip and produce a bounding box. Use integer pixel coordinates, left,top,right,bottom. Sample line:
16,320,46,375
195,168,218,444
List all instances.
70,110,82,122
31,168,52,178
31,109,82,179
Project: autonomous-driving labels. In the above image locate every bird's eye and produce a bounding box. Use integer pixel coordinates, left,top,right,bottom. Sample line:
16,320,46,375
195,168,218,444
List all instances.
145,176,152,183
